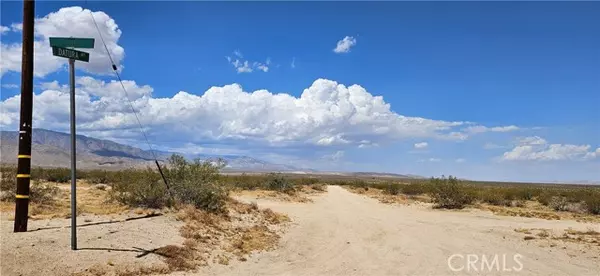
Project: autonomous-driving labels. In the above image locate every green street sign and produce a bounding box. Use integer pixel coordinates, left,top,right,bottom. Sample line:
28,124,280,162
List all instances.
49,37,95,49
52,47,90,62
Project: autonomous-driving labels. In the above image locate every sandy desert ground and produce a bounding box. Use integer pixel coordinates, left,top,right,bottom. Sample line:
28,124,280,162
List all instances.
2,185,599,276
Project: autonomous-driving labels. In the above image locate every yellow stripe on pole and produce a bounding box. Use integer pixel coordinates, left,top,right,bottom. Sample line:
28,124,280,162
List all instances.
17,155,31,158
16,174,30,178
15,194,29,199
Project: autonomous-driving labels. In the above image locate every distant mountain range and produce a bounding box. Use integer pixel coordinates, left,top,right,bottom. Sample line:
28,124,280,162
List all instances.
0,128,299,171
0,128,425,179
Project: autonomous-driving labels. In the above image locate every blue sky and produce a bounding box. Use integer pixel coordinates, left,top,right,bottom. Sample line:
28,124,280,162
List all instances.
1,1,599,182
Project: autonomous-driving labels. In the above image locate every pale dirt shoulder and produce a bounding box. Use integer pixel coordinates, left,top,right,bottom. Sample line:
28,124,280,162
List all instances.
1,212,183,276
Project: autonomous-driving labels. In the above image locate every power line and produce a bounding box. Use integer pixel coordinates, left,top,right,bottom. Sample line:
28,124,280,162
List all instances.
88,11,158,160
87,9,170,192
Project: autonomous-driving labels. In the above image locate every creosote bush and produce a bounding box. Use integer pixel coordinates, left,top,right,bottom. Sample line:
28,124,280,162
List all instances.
429,176,474,209
264,173,296,195
110,168,169,209
549,196,569,211
401,182,430,195
110,154,228,213
384,183,402,195
1,166,60,204
583,192,600,215
32,167,71,183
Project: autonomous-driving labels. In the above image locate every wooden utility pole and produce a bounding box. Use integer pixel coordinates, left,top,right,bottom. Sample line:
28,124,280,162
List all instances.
14,0,35,233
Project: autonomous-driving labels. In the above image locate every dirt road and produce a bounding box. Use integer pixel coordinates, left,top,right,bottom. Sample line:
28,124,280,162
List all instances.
2,186,598,276
198,186,599,276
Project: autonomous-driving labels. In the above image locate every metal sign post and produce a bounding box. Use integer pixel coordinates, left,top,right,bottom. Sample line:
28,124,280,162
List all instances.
50,37,94,250
68,58,77,250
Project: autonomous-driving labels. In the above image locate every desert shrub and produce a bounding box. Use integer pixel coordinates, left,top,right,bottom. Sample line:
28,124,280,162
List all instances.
537,191,556,206
0,166,17,194
401,182,429,195
293,177,320,186
228,174,266,190
583,193,600,215
549,196,569,211
162,155,229,213
514,188,537,201
479,189,512,206
558,189,587,203
429,176,474,209
1,167,60,203
371,182,389,190
353,180,369,190
80,169,117,184
384,183,401,195
332,180,352,186
110,168,169,208
30,182,61,204
264,173,295,195
310,183,327,192
32,167,71,183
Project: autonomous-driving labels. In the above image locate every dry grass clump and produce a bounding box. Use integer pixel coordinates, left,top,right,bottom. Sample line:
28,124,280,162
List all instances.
308,183,327,192
154,245,199,271
262,208,290,224
232,189,313,203
537,230,551,238
485,205,561,220
514,227,600,247
228,225,280,256
164,200,288,271
514,228,533,234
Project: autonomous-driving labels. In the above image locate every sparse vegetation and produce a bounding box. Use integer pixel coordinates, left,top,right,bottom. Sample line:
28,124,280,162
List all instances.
1,166,61,204
384,183,402,195
429,176,474,209
310,183,327,192
400,182,429,195
331,172,600,216
109,154,228,213
548,196,569,212
109,168,169,209
2,162,599,216
264,173,296,195
583,192,600,215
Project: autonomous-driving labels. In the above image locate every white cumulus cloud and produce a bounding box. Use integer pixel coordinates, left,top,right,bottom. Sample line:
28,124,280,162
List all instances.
414,142,428,149
0,78,484,149
501,136,599,161
1,6,125,78
0,25,9,35
333,36,357,54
